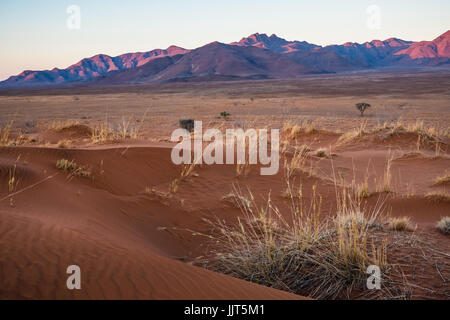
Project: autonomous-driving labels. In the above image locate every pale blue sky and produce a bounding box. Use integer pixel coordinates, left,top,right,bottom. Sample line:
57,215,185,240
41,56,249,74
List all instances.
0,0,449,80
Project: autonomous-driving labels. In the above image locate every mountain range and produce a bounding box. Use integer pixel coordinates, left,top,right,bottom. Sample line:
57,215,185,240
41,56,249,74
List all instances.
2,30,449,88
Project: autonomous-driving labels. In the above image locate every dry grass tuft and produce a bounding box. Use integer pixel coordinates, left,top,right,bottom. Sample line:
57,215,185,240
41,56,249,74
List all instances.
425,192,450,203
356,180,370,199
8,158,20,193
168,178,180,193
284,148,314,178
337,121,367,145
436,217,450,235
56,159,91,178
376,154,393,193
91,112,147,143
236,162,251,178
57,140,71,149
406,120,438,139
283,120,317,139
289,125,302,138
295,144,311,153
0,121,14,146
91,123,111,143
198,184,409,299
222,191,252,210
315,148,328,158
47,120,80,131
380,120,441,149
388,217,414,232
181,162,197,179
338,120,442,149
433,172,450,186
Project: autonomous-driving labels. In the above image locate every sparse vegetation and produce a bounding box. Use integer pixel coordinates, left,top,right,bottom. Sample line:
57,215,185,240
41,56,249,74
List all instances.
8,165,18,193
56,159,77,171
117,117,136,139
47,119,80,131
295,144,310,154
1,75,449,300
90,112,147,143
220,111,231,120
290,125,302,138
57,140,71,149
380,120,441,150
2,65,450,302
283,120,317,139
389,217,414,232
91,123,111,143
284,147,311,178
357,180,370,199
436,217,450,235
56,159,91,178
181,162,197,179
0,121,14,146
425,192,450,203
199,186,413,299
221,191,252,210
433,172,450,186
235,162,251,178
179,119,195,132
377,154,393,193
168,157,199,193
169,178,180,193
315,148,327,158
337,121,367,145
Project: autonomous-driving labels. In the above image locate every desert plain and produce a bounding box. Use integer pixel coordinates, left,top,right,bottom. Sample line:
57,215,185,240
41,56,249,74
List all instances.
0,69,449,299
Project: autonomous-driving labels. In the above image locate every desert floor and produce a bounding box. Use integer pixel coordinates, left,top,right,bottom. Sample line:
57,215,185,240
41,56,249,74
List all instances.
0,70,449,299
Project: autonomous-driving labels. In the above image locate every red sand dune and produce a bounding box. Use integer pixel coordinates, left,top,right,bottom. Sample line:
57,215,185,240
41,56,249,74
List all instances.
1,125,449,299
0,146,305,299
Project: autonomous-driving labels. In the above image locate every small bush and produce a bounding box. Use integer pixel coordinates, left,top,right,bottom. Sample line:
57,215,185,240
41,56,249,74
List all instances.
389,217,413,231
290,125,302,138
436,217,450,235
337,122,367,145
48,120,80,131
434,172,450,186
357,182,370,199
56,159,77,171
169,178,180,193
425,192,450,203
220,111,231,119
315,148,327,158
0,121,13,146
91,123,111,143
179,119,195,132
201,187,399,299
355,102,371,117
56,159,90,178
57,140,70,149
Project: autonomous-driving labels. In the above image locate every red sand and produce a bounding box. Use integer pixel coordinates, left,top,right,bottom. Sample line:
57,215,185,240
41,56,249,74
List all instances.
0,145,308,299
0,126,449,299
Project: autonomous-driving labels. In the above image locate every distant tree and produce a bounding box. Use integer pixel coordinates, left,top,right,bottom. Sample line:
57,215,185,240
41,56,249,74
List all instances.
355,103,371,117
220,111,231,120
179,119,194,132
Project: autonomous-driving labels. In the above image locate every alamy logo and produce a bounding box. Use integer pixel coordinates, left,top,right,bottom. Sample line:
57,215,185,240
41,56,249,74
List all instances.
366,5,381,30
67,5,81,30
66,265,81,290
366,265,381,290
171,121,279,175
